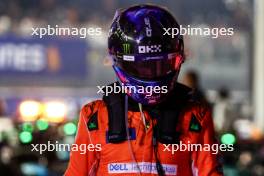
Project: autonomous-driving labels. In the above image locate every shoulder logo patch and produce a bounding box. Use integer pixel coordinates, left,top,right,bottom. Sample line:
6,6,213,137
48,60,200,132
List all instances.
189,114,202,132
87,112,98,131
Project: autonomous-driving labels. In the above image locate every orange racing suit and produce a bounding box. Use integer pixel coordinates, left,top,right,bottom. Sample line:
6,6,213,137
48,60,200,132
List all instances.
65,83,223,176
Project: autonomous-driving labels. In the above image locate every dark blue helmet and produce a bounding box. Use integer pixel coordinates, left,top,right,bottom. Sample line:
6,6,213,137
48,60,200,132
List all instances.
108,4,184,105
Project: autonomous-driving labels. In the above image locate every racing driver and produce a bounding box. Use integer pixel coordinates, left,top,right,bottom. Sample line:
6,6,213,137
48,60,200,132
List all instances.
65,4,223,176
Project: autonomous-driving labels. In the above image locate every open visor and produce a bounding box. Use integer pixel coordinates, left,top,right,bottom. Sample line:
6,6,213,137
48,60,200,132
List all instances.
115,53,183,80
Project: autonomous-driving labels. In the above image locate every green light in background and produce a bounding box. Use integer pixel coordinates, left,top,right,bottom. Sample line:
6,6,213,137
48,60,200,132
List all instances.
63,122,77,135
22,122,34,133
36,120,49,131
221,133,236,144
19,131,32,144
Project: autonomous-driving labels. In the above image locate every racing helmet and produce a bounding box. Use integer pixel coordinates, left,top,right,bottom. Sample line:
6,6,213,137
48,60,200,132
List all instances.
108,4,184,105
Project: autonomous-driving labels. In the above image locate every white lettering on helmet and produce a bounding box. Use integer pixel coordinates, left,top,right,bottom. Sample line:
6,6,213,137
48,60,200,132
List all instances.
123,55,135,61
138,45,162,53
144,17,152,37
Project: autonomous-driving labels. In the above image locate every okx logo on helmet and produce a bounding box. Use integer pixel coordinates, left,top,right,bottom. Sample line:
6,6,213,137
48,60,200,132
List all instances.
108,4,184,105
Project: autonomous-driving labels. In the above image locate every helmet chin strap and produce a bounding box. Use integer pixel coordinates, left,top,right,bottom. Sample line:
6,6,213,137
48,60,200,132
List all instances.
125,94,164,176
138,103,147,132
125,95,142,176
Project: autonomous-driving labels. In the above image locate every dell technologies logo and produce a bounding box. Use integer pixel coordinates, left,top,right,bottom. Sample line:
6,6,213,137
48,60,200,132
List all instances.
138,45,162,54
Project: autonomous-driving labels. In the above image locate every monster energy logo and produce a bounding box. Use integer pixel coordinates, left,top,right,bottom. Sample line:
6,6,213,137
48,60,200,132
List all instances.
123,43,131,54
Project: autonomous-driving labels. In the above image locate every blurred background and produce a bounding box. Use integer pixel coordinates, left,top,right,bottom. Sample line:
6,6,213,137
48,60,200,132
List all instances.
0,0,263,175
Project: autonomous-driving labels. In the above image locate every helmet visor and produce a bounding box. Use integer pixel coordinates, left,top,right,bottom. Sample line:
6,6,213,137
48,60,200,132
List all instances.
115,53,183,80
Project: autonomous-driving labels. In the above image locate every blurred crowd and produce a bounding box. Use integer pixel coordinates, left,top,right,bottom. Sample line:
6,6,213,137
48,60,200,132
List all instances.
0,0,111,38
0,0,252,39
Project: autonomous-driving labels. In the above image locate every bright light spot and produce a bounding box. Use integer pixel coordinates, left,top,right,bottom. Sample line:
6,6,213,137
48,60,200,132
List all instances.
36,119,49,131
44,101,66,123
19,101,42,121
19,131,33,144
63,122,77,135
221,133,236,144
